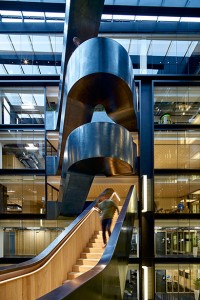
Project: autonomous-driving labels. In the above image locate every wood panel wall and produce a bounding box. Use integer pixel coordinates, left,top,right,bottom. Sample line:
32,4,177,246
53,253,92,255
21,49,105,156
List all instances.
0,208,101,300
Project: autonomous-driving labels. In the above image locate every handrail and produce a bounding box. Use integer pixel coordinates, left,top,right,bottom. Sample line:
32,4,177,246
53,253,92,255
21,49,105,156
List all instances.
0,200,100,299
38,185,137,300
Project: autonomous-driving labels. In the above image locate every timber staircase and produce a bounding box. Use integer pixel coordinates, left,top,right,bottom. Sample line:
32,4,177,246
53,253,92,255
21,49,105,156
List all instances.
67,230,104,280
64,207,121,282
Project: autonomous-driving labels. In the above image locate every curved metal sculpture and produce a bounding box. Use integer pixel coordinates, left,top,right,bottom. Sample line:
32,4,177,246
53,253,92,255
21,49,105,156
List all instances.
57,37,136,172
57,37,137,216
64,122,135,176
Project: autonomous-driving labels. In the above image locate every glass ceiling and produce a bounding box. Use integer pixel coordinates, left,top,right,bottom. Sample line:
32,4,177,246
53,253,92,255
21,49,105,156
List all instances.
0,1,199,76
0,33,199,75
104,0,200,7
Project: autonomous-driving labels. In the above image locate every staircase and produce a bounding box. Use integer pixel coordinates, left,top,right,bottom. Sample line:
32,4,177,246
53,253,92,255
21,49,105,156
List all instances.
67,231,104,280
65,208,121,282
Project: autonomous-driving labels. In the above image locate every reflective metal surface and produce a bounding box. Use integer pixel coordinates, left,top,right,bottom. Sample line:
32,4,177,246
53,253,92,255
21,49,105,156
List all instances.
64,122,136,176
56,0,104,132
57,37,136,172
59,107,136,216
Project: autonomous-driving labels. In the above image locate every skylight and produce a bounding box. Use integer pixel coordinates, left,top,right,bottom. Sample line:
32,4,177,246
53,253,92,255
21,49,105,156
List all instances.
157,16,180,22
0,10,22,16
2,18,22,22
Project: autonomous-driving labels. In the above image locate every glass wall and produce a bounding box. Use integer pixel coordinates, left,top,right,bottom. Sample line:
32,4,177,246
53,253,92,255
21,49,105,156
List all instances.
155,264,200,297
124,265,138,300
0,175,45,214
0,219,74,257
47,183,59,202
0,129,45,169
155,220,200,257
154,131,200,170
154,86,200,125
0,87,45,124
154,175,200,213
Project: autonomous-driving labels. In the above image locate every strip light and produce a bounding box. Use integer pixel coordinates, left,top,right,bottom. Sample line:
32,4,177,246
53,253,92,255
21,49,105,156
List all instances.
142,175,147,212
142,266,148,300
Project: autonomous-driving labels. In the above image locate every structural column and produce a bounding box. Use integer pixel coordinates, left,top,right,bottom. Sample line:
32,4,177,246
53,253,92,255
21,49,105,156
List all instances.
139,78,155,300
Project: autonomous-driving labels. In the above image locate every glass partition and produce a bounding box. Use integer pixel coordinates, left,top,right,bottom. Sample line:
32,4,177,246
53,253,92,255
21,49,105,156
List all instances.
0,219,74,257
154,86,200,125
154,175,200,213
0,129,45,169
0,87,45,124
0,175,45,214
155,264,200,297
47,183,59,202
155,220,200,257
154,131,200,169
124,264,139,300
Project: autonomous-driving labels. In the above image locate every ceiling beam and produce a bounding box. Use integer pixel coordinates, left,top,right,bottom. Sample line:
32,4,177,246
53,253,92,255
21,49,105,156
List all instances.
0,1,65,12
0,21,199,35
103,5,200,17
100,21,200,35
1,2,200,18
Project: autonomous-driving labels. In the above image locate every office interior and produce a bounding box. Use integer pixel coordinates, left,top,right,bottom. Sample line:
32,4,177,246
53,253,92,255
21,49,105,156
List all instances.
0,1,200,299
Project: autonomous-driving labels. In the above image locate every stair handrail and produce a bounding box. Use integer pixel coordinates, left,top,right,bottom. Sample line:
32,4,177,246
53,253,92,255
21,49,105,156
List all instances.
38,185,137,300
0,200,98,281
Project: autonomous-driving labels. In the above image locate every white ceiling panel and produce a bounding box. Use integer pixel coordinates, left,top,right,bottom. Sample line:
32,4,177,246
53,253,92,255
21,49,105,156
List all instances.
22,65,40,75
0,35,13,51
56,66,61,74
30,36,51,52
0,65,6,74
148,40,171,56
167,41,192,57
39,65,57,74
10,35,32,52
129,39,151,55
50,36,63,53
113,38,130,52
33,94,44,106
19,94,35,105
5,93,22,105
4,64,22,74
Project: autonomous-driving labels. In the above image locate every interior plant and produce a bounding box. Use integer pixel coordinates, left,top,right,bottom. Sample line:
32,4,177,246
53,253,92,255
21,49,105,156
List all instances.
194,278,200,300
194,278,200,290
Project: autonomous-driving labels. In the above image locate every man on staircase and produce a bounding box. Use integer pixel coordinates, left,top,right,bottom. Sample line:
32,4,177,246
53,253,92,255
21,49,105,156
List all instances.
97,195,119,248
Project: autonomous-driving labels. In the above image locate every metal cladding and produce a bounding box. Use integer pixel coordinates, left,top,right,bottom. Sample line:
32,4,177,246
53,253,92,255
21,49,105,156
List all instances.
66,37,136,132
64,122,136,176
57,37,137,173
59,37,137,215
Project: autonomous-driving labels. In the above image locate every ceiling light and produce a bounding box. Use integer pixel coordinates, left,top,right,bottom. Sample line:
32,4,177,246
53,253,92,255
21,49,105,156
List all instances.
25,143,38,150
21,104,35,110
23,59,29,65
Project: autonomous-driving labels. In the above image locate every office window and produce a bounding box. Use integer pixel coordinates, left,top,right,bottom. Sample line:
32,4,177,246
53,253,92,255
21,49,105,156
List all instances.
155,220,200,257
0,175,45,214
154,86,200,125
0,130,45,170
0,87,45,124
155,264,200,295
155,174,200,214
154,130,200,169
